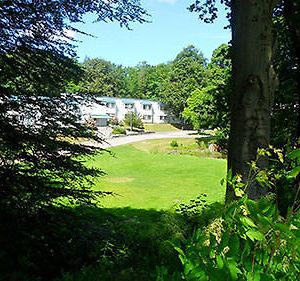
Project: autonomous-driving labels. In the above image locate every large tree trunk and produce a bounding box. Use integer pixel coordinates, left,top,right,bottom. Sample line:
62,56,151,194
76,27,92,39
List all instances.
226,0,279,202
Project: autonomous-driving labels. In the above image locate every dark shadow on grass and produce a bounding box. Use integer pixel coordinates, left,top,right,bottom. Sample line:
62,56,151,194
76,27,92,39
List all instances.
0,202,224,281
0,205,183,281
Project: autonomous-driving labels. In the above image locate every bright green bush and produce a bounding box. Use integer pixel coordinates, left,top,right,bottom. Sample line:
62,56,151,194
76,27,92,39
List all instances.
124,112,144,129
172,147,300,281
176,196,299,281
112,126,126,135
170,140,179,148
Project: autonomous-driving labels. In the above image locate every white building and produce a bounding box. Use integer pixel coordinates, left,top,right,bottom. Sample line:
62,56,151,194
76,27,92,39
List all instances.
80,96,177,127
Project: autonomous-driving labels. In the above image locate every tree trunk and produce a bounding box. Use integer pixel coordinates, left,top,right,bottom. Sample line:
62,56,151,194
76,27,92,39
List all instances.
226,0,279,202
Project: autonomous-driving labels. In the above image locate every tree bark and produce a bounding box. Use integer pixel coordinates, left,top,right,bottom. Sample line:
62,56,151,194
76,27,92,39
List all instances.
226,0,279,202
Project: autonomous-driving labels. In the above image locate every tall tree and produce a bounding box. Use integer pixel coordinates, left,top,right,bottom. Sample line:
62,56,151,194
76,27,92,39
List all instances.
79,58,127,96
190,0,280,200
163,45,208,117
0,0,146,212
183,44,231,131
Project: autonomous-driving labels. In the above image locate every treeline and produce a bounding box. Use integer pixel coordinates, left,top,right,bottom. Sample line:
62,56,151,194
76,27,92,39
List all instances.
72,33,300,148
70,44,230,129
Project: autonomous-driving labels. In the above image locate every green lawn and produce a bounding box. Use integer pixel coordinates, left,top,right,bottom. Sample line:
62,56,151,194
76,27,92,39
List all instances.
87,144,226,210
143,123,180,132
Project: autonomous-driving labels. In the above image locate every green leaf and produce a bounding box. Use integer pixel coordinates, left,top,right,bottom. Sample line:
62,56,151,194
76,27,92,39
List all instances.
240,217,257,228
288,149,300,160
234,188,244,197
216,255,224,269
174,246,186,265
288,166,300,178
246,271,261,281
228,235,240,257
246,229,264,241
227,259,240,280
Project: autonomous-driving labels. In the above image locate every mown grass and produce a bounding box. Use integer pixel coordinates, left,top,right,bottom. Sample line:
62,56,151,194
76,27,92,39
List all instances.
143,123,180,132
7,141,227,281
130,137,224,158
86,143,226,209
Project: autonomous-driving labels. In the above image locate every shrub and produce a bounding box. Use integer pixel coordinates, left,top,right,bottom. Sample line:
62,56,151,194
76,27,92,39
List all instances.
175,195,299,281
172,147,300,281
170,140,179,148
108,117,119,126
112,126,126,135
124,112,144,130
212,129,228,152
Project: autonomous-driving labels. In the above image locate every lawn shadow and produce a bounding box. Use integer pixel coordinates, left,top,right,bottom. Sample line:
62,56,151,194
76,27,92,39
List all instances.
1,202,224,281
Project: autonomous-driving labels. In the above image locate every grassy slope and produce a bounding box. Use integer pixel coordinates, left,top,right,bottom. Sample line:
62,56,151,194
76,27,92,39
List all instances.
143,123,180,132
87,144,226,210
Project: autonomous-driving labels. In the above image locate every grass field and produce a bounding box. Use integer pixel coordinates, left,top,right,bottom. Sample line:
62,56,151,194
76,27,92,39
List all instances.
143,123,180,132
86,143,226,210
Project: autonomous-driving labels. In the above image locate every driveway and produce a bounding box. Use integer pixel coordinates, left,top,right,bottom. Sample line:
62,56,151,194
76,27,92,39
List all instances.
84,130,198,149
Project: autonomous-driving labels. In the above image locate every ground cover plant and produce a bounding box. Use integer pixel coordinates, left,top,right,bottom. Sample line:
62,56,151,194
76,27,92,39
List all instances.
86,143,226,209
169,147,300,281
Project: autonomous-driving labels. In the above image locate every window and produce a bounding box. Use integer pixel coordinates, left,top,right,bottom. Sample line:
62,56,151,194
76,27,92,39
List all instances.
106,102,115,108
143,115,152,121
143,104,152,110
125,103,134,109
160,116,166,120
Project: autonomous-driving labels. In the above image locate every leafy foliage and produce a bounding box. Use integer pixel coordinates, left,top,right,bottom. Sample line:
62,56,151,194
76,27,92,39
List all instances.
174,148,300,280
123,112,144,129
170,140,179,148
176,195,299,281
271,1,300,147
78,58,127,96
183,87,217,130
0,0,147,212
0,4,147,280
162,45,208,117
182,44,231,131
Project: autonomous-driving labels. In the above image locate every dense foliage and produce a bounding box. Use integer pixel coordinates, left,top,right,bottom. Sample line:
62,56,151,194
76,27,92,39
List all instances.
172,147,300,281
1,0,300,280
271,1,300,147
75,44,230,130
0,1,147,280
0,0,146,211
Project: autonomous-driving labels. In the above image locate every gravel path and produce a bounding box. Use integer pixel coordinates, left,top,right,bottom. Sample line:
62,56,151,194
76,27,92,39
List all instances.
84,130,198,149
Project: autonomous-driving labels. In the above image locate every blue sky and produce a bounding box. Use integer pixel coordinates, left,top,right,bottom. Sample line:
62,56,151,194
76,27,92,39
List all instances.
73,0,230,66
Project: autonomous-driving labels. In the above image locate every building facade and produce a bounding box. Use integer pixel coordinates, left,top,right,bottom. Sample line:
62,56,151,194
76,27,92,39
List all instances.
80,97,176,127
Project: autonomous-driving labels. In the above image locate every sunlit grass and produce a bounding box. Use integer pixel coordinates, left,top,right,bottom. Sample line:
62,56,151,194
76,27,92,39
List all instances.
86,144,226,210
144,123,180,132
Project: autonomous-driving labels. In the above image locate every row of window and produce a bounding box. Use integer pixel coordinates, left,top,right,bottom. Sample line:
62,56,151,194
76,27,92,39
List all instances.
107,113,166,121
107,113,165,121
105,102,165,111
143,115,166,121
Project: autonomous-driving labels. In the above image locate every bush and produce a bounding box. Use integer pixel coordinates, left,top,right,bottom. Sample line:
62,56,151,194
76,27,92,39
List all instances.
175,196,299,281
172,147,300,281
108,117,119,126
124,112,144,130
170,140,179,148
212,129,228,152
112,126,126,135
